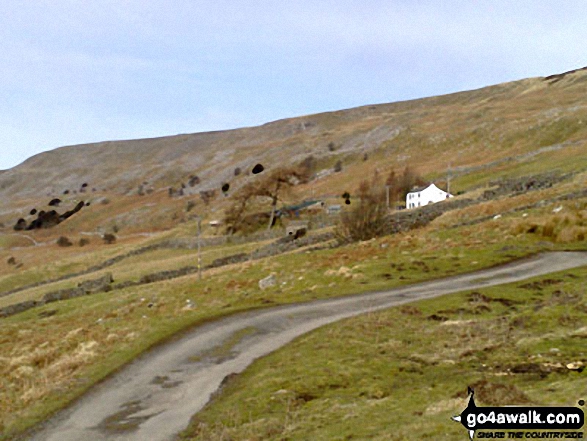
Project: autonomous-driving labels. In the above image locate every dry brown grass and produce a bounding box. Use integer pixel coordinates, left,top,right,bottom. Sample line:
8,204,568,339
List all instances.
3,70,587,239
510,204,587,242
0,321,110,418
2,69,587,438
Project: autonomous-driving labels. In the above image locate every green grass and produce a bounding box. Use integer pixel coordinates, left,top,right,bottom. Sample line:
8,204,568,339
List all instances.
0,216,566,439
447,144,587,193
180,266,587,440
0,240,134,294
3,68,587,439
1,187,586,439
0,237,269,308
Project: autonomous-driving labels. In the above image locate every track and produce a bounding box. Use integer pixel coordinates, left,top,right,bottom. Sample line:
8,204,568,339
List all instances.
29,251,587,441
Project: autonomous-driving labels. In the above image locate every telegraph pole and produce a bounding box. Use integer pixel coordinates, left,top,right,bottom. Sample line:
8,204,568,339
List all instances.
197,216,202,281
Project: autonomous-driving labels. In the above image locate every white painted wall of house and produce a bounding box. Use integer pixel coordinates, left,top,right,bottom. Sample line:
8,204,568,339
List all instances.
406,183,452,209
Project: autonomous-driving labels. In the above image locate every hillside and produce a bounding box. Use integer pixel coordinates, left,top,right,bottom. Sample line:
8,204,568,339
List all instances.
1,67,586,237
1,67,587,440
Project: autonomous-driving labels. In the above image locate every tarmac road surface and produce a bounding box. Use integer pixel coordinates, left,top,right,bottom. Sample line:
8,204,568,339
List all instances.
28,251,587,441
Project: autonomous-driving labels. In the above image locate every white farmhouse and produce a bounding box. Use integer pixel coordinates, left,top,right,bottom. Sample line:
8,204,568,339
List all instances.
406,183,452,209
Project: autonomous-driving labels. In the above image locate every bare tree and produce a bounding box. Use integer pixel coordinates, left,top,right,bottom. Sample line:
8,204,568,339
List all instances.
385,166,426,207
256,167,306,230
337,172,388,242
224,166,309,233
224,181,260,234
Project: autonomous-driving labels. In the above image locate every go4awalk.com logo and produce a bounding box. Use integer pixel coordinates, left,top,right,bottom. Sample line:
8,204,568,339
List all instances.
452,387,584,440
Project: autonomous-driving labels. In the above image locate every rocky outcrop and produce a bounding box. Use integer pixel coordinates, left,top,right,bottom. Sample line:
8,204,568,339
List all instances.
482,173,569,200
259,274,276,290
14,201,86,231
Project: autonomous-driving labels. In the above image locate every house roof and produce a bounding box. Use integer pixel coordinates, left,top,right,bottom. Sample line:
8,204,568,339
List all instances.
407,184,431,193
407,183,450,195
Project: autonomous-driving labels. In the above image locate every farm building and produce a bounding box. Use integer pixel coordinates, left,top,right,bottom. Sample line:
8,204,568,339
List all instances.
406,183,452,209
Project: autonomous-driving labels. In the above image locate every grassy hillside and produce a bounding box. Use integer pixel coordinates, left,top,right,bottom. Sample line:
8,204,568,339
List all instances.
0,67,587,439
181,267,587,440
1,67,586,234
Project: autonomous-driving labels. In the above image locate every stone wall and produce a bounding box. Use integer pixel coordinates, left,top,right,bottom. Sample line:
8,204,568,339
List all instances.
0,273,113,318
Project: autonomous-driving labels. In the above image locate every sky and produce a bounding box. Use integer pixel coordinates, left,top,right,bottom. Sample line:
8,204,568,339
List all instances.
1,1,586,171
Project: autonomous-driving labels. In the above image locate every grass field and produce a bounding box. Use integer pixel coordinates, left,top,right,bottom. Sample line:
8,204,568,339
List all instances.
1,70,587,439
180,266,587,440
1,191,586,438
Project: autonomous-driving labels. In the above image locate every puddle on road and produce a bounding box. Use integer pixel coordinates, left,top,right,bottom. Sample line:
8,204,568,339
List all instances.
187,326,259,364
96,400,162,434
150,375,183,389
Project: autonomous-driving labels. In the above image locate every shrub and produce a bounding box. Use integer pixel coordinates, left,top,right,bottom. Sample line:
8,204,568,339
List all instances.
334,160,343,172
299,155,316,173
234,167,241,176
200,190,216,205
386,166,427,203
541,221,556,238
336,172,388,242
79,238,90,247
557,226,586,243
102,233,116,244
188,175,200,187
56,236,73,247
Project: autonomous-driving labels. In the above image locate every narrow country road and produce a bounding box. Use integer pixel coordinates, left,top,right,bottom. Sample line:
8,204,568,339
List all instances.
28,251,587,441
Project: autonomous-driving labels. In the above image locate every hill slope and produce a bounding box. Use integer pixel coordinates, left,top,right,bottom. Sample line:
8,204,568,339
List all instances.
1,67,587,233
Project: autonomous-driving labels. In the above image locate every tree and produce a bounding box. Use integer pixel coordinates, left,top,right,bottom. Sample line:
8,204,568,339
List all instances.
385,166,426,207
337,172,388,242
224,181,260,234
255,167,306,230
224,166,309,233
298,155,316,182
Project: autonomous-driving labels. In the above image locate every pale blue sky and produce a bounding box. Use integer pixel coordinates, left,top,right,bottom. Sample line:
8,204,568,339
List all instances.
1,1,586,170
